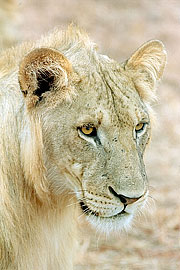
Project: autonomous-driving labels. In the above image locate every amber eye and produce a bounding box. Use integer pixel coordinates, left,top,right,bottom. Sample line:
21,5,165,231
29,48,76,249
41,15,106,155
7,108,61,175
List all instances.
79,125,97,137
135,123,145,132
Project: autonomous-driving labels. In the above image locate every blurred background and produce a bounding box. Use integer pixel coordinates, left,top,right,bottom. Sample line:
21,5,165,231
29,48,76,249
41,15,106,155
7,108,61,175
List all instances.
0,0,179,269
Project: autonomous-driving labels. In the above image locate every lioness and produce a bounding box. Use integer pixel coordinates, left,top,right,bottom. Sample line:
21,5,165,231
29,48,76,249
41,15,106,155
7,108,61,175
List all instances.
0,26,166,269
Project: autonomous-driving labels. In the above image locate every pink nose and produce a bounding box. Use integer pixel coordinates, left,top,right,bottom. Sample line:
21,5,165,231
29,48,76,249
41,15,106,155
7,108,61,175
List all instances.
108,186,142,205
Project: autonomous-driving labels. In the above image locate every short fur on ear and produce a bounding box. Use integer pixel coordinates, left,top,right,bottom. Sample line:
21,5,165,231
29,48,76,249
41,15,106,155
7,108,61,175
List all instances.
19,48,72,108
124,40,167,101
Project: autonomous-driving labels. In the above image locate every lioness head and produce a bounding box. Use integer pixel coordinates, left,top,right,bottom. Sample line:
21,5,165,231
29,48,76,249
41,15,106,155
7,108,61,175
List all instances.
19,28,166,233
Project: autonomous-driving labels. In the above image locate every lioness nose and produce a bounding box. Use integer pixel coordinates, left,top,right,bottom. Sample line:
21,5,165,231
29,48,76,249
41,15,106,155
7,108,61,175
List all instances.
108,186,141,205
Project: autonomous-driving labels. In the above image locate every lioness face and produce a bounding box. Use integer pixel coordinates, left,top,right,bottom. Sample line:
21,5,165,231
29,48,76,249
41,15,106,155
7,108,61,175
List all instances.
40,63,150,233
19,36,166,233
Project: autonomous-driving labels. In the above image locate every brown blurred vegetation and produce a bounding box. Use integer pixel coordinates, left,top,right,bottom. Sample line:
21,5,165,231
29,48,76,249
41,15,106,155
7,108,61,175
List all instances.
1,0,180,269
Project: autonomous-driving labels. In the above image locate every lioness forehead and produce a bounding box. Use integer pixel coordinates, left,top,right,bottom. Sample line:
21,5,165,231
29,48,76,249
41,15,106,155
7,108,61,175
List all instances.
73,56,149,127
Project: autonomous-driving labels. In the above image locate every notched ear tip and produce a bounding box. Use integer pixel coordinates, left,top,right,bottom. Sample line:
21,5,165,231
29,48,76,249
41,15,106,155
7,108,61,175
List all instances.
126,39,167,72
146,39,167,79
19,47,72,108
143,39,166,50
142,39,167,68
124,39,167,102
148,39,166,54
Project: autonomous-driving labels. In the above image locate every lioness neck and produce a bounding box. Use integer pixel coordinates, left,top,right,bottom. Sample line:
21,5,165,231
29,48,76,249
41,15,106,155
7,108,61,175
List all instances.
1,193,78,270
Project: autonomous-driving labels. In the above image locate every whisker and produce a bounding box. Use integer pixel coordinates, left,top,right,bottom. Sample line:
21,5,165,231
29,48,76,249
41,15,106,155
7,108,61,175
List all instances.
66,201,81,208
77,211,87,220
148,185,155,192
67,201,86,209
68,189,89,194
147,195,155,202
95,229,101,250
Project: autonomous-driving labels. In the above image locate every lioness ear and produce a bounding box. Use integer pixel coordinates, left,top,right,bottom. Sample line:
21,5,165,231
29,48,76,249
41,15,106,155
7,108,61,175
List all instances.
19,48,72,108
124,40,167,101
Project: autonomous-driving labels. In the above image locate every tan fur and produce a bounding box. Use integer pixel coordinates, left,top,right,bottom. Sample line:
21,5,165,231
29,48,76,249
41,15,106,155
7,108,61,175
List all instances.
0,26,166,269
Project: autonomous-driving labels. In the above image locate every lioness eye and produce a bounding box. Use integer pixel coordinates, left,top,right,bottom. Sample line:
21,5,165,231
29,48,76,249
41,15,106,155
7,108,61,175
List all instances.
134,122,148,139
135,123,145,132
80,126,97,137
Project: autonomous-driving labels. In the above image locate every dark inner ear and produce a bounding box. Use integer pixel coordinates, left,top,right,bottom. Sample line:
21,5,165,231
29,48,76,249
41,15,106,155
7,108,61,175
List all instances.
34,70,55,101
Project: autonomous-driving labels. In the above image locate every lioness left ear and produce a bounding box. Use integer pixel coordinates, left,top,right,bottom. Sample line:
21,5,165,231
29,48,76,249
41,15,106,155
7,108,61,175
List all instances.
124,40,167,101
19,47,72,108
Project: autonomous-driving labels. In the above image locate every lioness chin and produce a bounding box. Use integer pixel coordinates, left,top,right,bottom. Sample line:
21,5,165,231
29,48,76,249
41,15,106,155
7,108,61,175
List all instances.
0,25,166,269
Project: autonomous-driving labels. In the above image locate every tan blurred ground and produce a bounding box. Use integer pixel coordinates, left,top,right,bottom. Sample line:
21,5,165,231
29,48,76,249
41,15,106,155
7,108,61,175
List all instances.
2,0,180,269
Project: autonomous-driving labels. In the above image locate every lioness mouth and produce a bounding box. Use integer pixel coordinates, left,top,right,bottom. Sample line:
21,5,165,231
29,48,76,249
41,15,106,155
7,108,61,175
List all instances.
80,201,126,218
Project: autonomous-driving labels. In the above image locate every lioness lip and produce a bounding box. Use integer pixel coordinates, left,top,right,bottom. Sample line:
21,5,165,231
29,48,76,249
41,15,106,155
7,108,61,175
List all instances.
80,201,126,218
